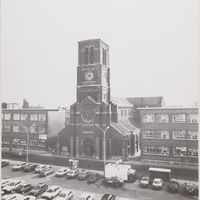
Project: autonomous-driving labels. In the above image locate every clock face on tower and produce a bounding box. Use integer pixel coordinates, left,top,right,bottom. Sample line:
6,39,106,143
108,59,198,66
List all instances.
85,71,94,81
80,103,96,123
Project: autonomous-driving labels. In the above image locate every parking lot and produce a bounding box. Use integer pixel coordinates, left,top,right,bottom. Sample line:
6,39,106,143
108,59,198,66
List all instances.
2,159,198,200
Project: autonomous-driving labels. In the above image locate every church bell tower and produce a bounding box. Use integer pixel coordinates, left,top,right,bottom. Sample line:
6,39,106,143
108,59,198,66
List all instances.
69,39,112,160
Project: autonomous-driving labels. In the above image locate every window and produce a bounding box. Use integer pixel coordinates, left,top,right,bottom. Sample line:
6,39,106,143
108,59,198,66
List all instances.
38,114,46,121
103,48,107,65
21,114,28,120
30,126,37,134
2,138,10,144
90,46,94,64
84,47,89,65
174,147,187,156
143,130,169,139
188,114,198,123
13,139,20,144
172,114,186,123
173,131,186,140
188,148,198,157
83,125,93,132
21,127,28,133
143,146,169,156
20,139,27,145
30,114,38,121
156,115,169,123
30,140,38,146
143,114,155,123
38,127,46,134
2,125,11,132
187,131,198,140
4,113,11,120
38,140,46,147
13,126,20,132
13,113,20,120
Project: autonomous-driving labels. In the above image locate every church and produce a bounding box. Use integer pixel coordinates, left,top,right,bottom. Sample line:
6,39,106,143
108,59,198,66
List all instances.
67,39,140,161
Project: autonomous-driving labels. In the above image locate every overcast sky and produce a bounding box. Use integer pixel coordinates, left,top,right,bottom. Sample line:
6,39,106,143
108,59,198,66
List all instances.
1,0,199,108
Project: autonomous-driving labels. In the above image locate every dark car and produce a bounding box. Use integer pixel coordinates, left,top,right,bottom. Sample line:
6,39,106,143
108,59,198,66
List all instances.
168,181,180,193
1,161,9,167
101,193,116,200
39,167,54,177
183,182,197,195
87,173,101,184
23,163,39,172
77,169,90,180
28,183,48,197
15,183,32,194
103,177,124,188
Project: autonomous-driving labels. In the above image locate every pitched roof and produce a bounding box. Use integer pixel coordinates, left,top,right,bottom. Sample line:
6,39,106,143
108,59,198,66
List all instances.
127,96,164,107
111,97,134,107
111,119,139,136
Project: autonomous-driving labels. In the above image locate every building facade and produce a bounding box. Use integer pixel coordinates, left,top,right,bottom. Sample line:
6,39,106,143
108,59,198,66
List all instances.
68,39,140,161
2,106,66,151
138,107,198,163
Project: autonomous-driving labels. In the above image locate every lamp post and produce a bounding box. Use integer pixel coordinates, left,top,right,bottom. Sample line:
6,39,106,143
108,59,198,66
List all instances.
14,122,35,163
95,125,109,176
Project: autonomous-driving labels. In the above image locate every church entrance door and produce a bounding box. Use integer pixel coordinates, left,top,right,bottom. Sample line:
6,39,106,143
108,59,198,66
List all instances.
82,137,95,158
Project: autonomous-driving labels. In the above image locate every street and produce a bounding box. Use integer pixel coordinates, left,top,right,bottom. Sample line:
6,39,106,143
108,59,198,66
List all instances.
2,159,197,200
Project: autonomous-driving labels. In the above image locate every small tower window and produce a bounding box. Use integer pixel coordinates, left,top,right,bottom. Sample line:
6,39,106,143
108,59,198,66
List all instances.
103,48,107,65
84,47,89,65
90,46,94,64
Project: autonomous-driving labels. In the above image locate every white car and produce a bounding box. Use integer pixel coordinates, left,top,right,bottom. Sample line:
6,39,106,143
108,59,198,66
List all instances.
140,177,149,187
55,189,73,200
12,162,26,171
77,193,95,200
41,185,62,199
21,195,36,200
2,193,24,200
55,168,70,177
35,165,47,173
152,178,163,189
1,179,14,189
2,180,25,194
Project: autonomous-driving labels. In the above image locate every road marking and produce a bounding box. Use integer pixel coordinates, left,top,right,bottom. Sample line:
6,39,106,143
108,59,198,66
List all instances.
139,196,152,200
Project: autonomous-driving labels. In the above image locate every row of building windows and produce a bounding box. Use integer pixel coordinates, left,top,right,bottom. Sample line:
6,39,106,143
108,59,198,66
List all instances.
143,114,198,123
2,138,46,147
2,125,46,134
143,146,198,157
83,125,94,132
143,130,198,140
120,108,132,118
2,113,46,121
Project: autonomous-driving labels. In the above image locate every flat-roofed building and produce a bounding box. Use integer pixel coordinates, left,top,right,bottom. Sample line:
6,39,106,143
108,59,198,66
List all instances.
138,107,198,164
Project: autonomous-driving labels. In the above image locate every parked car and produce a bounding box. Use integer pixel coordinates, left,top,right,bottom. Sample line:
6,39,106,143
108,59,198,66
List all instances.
2,160,10,167
28,183,48,197
15,183,32,194
183,182,197,195
41,185,62,200
66,169,79,179
54,189,73,200
140,177,149,188
23,163,39,172
21,195,36,200
39,166,54,177
77,193,95,200
12,162,26,171
35,165,48,173
2,193,24,200
103,177,124,188
152,178,163,190
55,168,70,177
101,193,116,200
1,179,14,189
77,169,90,180
87,173,101,184
2,180,25,194
168,180,180,193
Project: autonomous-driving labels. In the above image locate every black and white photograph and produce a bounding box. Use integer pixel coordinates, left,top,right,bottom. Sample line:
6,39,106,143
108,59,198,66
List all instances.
1,0,199,200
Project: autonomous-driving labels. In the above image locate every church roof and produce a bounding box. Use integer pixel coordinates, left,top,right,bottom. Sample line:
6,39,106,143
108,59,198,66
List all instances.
111,119,139,136
127,96,164,107
111,97,133,107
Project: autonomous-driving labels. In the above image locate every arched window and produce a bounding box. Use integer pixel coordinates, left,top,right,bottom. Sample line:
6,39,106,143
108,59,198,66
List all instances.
84,47,89,65
90,46,94,64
